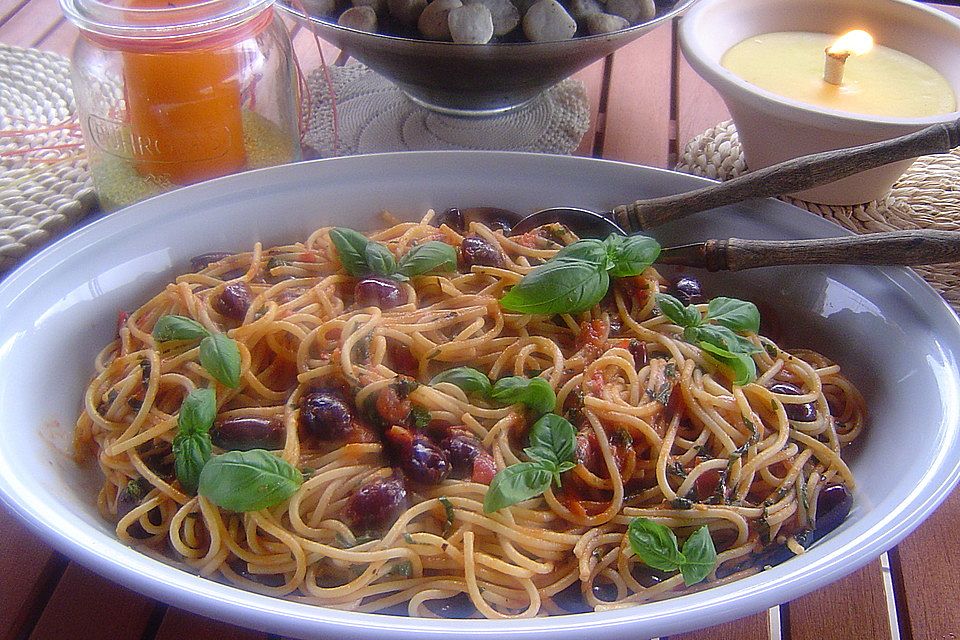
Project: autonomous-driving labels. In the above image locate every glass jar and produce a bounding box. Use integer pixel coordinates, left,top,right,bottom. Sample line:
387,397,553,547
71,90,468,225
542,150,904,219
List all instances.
60,0,301,210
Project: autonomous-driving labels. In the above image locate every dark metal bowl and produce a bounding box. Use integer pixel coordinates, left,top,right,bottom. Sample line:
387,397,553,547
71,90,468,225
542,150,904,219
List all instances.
279,0,696,115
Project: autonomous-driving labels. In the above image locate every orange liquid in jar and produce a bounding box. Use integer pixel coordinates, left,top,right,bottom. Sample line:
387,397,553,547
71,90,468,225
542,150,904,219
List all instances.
122,0,247,185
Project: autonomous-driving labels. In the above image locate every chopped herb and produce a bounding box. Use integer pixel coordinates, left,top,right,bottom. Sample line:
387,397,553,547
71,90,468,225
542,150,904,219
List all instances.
664,362,678,378
106,389,119,404
667,460,688,479
743,416,758,442
763,341,779,358
771,398,779,413
300,467,316,478
439,496,455,536
411,405,432,429
403,532,415,544
352,334,372,364
671,496,694,510
758,507,771,543
651,382,672,406
266,256,289,274
389,560,413,578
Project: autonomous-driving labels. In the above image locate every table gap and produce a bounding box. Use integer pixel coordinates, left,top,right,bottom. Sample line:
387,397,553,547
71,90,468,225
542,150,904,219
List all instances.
590,53,615,158
7,552,69,640
886,546,914,640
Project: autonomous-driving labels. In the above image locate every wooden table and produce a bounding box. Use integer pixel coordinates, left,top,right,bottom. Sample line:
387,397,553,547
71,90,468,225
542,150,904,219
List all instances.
3,2,960,638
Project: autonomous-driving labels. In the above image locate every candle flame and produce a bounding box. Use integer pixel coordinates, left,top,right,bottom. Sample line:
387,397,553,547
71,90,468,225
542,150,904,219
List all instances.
827,29,874,57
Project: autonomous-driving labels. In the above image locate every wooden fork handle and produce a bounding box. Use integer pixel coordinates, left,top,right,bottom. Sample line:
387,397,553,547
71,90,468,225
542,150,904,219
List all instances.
611,119,960,232
700,230,960,272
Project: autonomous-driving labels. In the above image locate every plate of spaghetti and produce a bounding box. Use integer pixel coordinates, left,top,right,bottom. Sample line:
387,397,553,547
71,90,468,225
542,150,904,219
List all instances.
1,151,959,639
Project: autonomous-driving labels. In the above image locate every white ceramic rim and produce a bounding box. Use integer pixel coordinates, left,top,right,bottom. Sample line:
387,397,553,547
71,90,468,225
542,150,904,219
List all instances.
1,151,960,638
678,0,960,129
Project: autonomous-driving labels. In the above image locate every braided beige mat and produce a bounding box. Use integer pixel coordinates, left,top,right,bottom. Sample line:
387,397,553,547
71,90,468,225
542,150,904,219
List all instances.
0,45,97,273
677,120,960,309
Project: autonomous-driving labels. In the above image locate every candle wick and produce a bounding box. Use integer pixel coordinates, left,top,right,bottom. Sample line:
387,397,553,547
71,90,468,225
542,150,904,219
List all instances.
823,48,850,85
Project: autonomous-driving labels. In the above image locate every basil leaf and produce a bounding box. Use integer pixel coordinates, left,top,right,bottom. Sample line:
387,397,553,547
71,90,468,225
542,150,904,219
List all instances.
706,297,761,334
500,258,609,316
555,239,609,267
483,461,553,513
199,333,241,388
430,366,492,397
198,449,303,512
524,413,576,470
608,235,661,278
153,315,210,342
695,325,763,355
173,432,211,495
627,517,685,572
656,293,705,330
490,376,556,415
698,339,757,386
330,228,370,276
178,388,216,436
439,495,455,535
398,241,457,277
679,525,717,586
365,242,398,278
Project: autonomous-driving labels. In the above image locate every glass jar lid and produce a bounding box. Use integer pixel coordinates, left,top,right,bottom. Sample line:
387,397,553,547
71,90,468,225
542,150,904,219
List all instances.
60,0,274,42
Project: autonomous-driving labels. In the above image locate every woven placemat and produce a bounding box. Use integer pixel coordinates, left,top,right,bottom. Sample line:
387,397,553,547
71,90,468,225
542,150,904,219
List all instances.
0,45,97,273
677,120,960,309
304,63,590,156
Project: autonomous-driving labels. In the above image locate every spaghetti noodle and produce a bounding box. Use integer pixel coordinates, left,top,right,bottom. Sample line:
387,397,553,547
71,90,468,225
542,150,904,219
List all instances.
74,212,865,618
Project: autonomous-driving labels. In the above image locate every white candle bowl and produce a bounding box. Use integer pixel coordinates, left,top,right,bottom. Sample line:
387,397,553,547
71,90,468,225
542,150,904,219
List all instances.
679,0,960,205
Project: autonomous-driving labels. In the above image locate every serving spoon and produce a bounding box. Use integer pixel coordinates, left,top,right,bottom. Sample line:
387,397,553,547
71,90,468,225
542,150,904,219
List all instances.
508,117,960,236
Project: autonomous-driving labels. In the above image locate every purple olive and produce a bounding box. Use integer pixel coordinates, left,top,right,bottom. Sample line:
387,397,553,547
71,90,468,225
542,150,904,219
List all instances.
401,435,450,484
814,484,852,537
345,475,409,532
459,236,504,269
628,339,648,370
670,275,703,305
211,416,284,451
300,391,353,439
768,382,817,422
355,276,407,309
214,282,253,320
440,434,484,477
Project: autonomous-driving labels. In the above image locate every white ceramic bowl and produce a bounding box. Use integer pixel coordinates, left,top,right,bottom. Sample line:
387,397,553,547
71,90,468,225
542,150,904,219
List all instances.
1,152,960,638
678,0,960,205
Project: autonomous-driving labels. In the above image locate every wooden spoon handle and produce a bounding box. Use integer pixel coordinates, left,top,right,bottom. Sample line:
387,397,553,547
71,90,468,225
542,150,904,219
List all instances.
699,230,960,271
611,119,960,232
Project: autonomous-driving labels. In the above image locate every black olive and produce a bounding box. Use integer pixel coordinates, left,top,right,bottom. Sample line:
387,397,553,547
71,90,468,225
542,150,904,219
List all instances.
190,252,233,272
768,382,817,422
551,581,591,614
813,484,853,539
355,276,407,309
628,339,648,370
459,236,504,269
300,391,353,440
434,207,466,233
440,434,484,478
669,275,703,305
211,416,285,450
116,478,159,539
424,592,476,618
401,435,450,484
214,282,253,320
345,475,409,532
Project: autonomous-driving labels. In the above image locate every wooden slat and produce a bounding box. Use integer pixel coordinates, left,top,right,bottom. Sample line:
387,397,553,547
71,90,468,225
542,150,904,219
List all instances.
786,560,891,640
571,58,606,158
597,22,673,168
29,563,158,640
669,612,769,640
674,54,729,158
889,487,960,639
33,18,78,56
154,607,269,640
0,0,63,47
0,507,64,640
